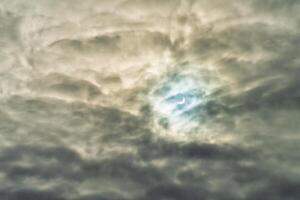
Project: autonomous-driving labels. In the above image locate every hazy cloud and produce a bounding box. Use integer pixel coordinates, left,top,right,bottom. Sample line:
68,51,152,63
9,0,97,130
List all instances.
0,0,299,199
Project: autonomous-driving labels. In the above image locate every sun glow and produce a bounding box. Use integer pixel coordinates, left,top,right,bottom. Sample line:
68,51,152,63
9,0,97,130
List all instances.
149,72,206,132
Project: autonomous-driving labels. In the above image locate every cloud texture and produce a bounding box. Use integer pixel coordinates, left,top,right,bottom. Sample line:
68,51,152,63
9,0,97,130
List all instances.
0,0,300,199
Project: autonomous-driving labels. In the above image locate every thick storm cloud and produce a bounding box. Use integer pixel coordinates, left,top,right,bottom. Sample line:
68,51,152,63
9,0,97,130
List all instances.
0,0,300,199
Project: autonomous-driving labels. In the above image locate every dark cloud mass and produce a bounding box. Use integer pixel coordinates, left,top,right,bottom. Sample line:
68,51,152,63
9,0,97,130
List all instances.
0,0,300,199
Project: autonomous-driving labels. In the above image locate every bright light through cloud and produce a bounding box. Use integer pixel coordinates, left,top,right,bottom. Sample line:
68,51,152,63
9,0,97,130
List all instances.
149,72,206,132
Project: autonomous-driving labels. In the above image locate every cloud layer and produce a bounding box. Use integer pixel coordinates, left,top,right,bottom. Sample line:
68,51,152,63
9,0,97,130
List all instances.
0,0,300,199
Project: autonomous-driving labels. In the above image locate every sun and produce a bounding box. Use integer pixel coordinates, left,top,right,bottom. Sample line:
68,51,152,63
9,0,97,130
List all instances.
149,72,206,133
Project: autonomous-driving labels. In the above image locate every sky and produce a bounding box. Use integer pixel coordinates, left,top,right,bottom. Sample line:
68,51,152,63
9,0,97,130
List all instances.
0,0,300,199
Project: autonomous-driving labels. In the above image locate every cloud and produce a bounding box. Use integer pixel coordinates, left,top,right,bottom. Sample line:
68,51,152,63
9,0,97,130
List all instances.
0,0,300,199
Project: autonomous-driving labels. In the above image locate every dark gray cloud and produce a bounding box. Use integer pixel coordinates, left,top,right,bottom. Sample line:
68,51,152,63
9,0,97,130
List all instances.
0,0,300,199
